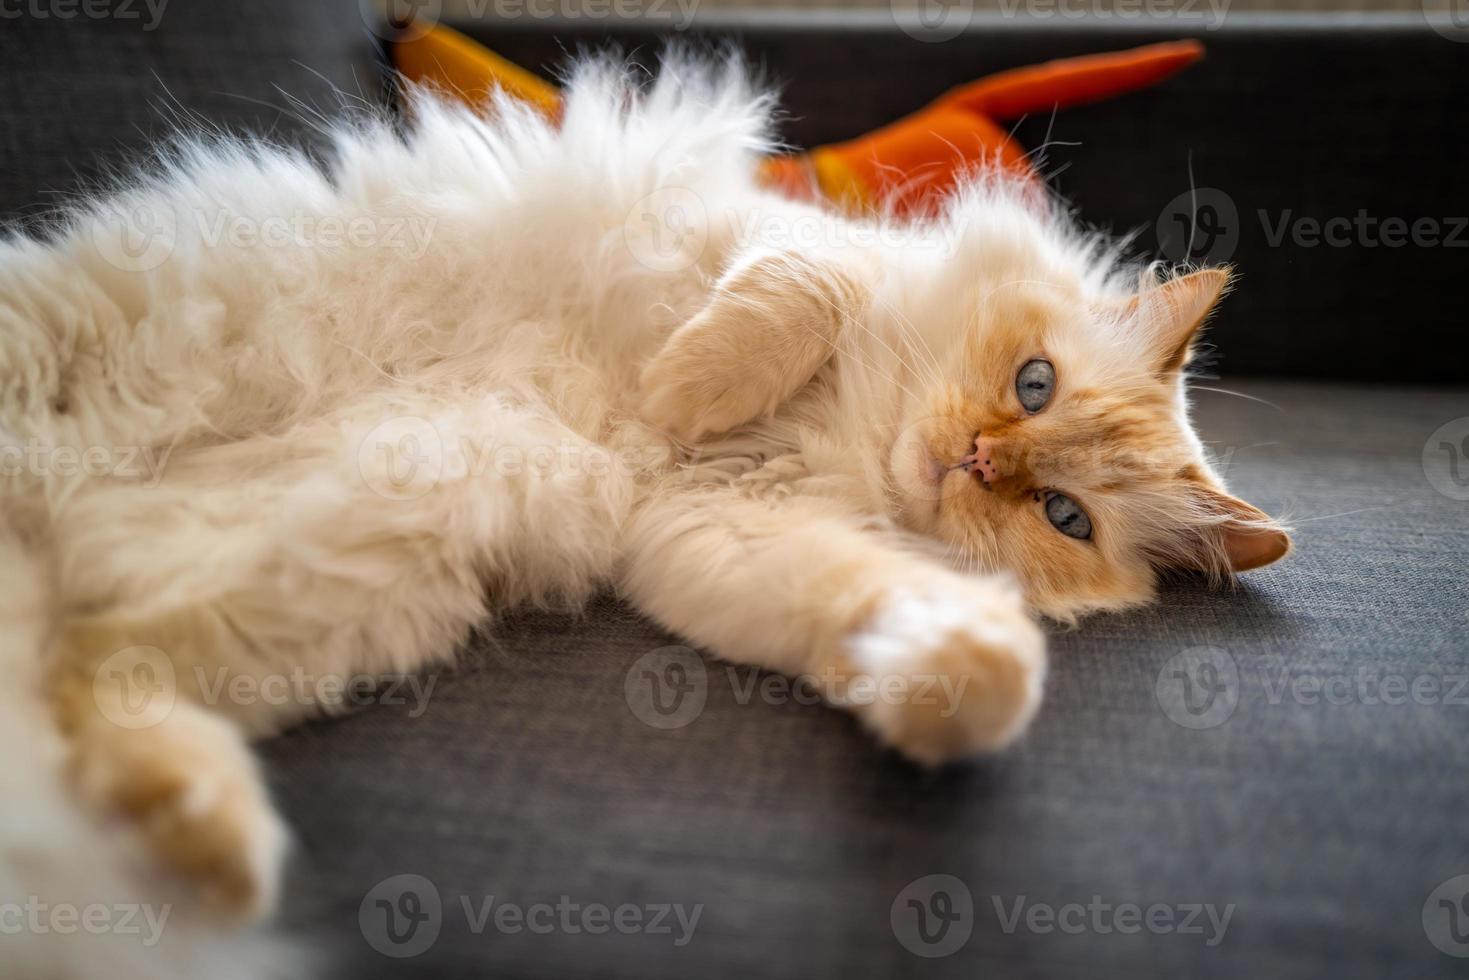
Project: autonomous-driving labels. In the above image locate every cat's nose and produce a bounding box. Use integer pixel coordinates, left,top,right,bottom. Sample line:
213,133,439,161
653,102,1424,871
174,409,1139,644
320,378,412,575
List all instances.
963,435,1001,484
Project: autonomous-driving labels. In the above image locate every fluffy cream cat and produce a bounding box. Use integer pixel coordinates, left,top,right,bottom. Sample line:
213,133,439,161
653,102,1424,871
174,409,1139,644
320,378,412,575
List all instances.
0,52,1287,968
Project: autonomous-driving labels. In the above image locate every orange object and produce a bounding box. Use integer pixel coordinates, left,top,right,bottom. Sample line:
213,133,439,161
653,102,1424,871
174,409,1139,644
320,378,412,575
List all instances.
391,27,1202,217
392,24,562,120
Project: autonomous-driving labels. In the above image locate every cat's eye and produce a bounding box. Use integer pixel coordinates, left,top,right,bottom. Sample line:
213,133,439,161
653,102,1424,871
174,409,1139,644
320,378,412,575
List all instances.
1044,492,1092,540
1016,359,1055,413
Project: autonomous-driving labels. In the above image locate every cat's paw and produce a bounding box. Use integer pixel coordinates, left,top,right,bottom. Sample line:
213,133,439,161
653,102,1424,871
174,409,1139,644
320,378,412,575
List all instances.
841,578,1046,765
69,704,287,922
639,346,765,445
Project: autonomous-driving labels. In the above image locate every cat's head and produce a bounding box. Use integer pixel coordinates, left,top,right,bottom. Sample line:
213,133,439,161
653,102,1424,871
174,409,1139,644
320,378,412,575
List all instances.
880,194,1289,621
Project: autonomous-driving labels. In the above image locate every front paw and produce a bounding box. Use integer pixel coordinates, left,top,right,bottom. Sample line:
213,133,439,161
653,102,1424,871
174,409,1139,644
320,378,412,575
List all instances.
840,578,1046,765
639,349,762,445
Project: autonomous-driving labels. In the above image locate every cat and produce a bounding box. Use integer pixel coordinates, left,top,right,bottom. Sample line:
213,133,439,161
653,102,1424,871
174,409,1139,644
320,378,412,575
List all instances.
0,51,1288,967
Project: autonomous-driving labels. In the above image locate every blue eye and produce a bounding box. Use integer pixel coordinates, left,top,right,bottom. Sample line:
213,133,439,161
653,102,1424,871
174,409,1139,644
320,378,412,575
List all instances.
1016,359,1055,413
1045,492,1092,540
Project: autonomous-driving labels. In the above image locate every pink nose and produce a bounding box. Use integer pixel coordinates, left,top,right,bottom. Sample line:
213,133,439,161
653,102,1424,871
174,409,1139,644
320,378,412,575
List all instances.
964,436,1000,484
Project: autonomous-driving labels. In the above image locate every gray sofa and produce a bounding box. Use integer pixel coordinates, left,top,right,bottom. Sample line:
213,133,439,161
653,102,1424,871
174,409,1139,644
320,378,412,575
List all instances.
4,3,1467,978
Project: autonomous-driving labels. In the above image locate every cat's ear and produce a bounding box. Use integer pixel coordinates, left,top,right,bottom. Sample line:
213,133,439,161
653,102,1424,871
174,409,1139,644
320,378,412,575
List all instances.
1188,481,1292,573
1100,268,1233,374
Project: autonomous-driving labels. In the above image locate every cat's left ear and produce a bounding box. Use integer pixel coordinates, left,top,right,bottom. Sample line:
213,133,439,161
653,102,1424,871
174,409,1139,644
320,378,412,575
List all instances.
1100,267,1233,375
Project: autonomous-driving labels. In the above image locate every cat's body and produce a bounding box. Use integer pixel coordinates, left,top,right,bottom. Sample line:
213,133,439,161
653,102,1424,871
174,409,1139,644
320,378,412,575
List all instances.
0,55,1287,973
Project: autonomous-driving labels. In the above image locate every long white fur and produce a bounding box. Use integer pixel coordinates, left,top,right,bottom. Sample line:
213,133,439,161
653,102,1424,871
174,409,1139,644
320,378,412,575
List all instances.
0,52,1155,974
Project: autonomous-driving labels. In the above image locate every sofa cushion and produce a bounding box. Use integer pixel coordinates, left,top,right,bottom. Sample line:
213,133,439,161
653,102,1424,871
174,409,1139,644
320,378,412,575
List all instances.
262,378,1469,980
0,0,385,231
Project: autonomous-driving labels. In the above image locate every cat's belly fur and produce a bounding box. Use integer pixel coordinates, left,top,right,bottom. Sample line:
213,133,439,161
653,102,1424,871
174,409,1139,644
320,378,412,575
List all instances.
0,89,828,733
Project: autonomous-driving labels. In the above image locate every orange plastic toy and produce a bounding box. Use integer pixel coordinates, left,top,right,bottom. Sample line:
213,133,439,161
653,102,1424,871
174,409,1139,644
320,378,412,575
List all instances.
392,25,1202,216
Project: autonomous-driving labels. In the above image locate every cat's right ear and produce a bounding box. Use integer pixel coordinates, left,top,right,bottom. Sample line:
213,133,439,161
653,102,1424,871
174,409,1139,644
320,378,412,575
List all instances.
1097,267,1233,375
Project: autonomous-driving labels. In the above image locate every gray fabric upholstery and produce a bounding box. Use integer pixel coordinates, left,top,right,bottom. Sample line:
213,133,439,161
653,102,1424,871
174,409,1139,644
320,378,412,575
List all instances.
0,0,383,231
262,381,1469,979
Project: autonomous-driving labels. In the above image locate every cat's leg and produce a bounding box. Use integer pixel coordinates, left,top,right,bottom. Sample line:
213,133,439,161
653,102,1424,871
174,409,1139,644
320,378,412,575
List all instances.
639,246,873,443
621,490,1046,763
50,660,288,921
43,392,632,919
